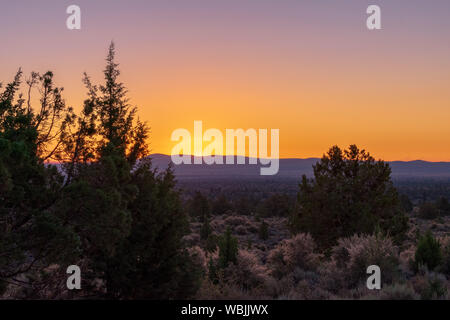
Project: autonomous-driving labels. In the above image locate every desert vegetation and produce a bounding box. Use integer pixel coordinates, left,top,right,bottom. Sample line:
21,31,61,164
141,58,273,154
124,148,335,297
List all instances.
1,44,449,300
0,44,198,299
183,150,450,300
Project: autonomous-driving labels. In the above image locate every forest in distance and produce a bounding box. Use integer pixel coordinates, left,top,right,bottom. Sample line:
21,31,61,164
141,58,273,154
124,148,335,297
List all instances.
1,44,450,300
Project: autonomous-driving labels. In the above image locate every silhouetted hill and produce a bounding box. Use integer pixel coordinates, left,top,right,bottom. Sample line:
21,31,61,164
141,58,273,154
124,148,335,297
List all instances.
149,154,450,180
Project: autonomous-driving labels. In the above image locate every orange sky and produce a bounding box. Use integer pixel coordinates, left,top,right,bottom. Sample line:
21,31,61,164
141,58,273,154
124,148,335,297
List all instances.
1,1,450,161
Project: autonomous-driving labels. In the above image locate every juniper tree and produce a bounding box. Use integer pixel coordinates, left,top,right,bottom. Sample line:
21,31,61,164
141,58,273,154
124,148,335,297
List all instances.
1,43,200,299
57,43,199,298
290,145,409,249
200,216,212,240
104,162,199,299
218,227,238,269
414,231,442,272
208,228,238,284
0,70,79,296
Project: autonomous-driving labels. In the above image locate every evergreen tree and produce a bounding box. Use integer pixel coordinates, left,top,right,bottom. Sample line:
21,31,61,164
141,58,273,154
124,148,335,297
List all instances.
217,227,238,269
0,70,79,296
104,162,199,299
258,220,269,240
290,145,409,249
200,216,212,240
61,43,199,298
414,231,443,272
1,43,200,299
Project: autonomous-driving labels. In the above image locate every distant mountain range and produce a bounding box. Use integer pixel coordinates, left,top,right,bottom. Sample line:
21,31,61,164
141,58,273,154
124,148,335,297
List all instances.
148,154,450,180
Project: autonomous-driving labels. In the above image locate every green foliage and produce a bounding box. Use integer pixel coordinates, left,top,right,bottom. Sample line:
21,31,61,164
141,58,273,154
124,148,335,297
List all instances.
206,228,239,285
414,231,442,272
200,216,212,240
218,227,238,269
0,43,198,299
104,162,198,299
258,220,269,240
331,234,399,288
418,272,448,300
289,145,409,249
68,44,197,299
0,69,80,292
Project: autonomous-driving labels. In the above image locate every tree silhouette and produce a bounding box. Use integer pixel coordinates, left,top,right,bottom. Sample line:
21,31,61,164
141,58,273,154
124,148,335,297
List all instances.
0,43,200,299
0,70,79,296
218,227,238,269
290,145,409,249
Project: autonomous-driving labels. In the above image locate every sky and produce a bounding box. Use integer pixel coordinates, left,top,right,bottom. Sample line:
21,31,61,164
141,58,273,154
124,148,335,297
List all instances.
1,0,450,161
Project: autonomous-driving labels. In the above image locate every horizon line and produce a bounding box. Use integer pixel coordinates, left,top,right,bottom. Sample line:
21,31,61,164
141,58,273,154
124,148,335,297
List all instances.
149,153,450,164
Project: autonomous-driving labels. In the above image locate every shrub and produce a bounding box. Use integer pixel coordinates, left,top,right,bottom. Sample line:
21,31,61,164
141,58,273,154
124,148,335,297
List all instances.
317,260,345,294
187,246,207,273
225,215,251,227
398,246,416,275
330,234,399,288
414,231,442,272
412,271,448,300
235,225,248,235
363,283,419,300
380,283,419,300
283,276,331,300
183,233,200,246
218,227,238,269
205,234,218,253
225,250,269,291
267,233,321,279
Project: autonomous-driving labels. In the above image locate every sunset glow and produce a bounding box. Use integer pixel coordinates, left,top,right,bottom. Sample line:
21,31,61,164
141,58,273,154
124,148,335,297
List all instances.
2,0,450,161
